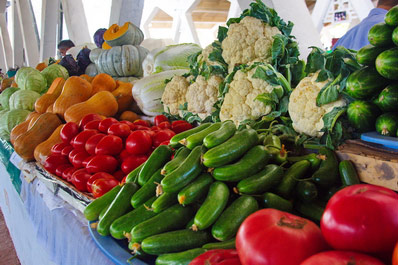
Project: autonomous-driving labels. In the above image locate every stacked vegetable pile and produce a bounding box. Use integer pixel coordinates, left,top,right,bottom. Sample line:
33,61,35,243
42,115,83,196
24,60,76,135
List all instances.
83,120,398,264
345,7,398,137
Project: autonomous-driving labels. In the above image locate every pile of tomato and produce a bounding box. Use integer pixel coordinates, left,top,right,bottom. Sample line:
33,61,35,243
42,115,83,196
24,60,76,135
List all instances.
42,114,192,197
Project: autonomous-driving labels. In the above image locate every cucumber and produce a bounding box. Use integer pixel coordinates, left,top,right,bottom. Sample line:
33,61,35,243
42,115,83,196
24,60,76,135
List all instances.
161,147,190,175
347,100,380,133
385,5,398,26
287,153,321,171
84,185,122,221
368,22,395,47
138,145,172,186
202,128,259,168
345,67,388,99
375,112,398,136
311,147,339,188
275,160,310,199
356,44,387,66
375,84,398,112
376,47,398,80
262,192,293,212
161,145,203,193
131,204,194,243
183,122,222,149
97,182,139,236
178,173,213,205
169,123,211,148
193,181,230,230
294,201,325,222
203,120,236,149
141,229,212,255
125,163,144,183
202,238,236,249
212,145,270,182
236,164,283,195
131,169,165,208
109,197,157,239
151,192,178,213
99,204,110,220
211,195,258,241
296,181,318,203
339,160,360,186
155,248,207,265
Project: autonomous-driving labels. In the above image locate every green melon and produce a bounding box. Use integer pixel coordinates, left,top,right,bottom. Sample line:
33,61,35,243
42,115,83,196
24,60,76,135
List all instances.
368,23,395,47
347,100,381,133
375,84,398,112
356,45,387,66
375,48,398,80
375,112,398,136
345,67,388,99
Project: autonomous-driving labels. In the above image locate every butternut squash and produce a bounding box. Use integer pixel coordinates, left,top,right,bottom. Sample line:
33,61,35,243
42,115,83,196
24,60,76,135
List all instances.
91,73,116,95
119,110,139,122
64,91,118,123
80,74,94,83
112,81,134,113
34,94,58,114
46,77,65,97
34,124,64,164
13,113,62,161
9,112,41,145
46,103,54,113
53,76,92,119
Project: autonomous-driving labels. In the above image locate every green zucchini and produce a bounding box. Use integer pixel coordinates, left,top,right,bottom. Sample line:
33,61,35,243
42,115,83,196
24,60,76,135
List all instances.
97,182,139,236
202,238,236,249
131,169,165,208
138,145,172,186
151,192,178,213
211,195,258,241
203,128,259,168
178,173,213,205
236,164,283,195
368,22,395,47
131,204,194,243
155,248,207,265
161,145,203,193
275,160,310,199
109,197,157,239
99,204,110,220
339,160,360,186
311,147,339,188
203,120,236,149
161,147,190,175
261,192,293,212
169,123,211,148
125,163,144,183
193,181,230,230
84,185,122,221
183,122,222,149
296,181,318,203
212,145,270,182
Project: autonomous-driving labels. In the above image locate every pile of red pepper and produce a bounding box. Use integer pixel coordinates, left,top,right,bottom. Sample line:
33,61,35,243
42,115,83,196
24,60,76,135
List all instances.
43,114,192,197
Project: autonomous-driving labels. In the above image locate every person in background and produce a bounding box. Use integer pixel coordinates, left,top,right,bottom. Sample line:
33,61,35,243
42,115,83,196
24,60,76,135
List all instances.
332,0,396,50
57,39,75,57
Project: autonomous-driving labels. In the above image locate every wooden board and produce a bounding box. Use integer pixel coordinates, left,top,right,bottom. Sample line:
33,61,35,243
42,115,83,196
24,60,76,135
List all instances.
336,140,398,191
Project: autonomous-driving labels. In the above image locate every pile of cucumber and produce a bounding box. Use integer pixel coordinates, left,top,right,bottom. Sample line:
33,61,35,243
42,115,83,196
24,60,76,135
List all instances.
346,7,398,137
84,121,360,265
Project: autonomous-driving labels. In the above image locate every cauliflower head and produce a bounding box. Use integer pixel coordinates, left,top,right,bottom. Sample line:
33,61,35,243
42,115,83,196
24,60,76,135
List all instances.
221,16,281,72
219,66,276,125
288,72,346,137
198,44,221,67
161,75,190,115
186,75,222,116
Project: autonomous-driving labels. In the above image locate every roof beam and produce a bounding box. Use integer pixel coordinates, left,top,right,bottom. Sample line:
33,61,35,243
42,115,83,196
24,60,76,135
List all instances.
40,0,59,61
61,0,91,45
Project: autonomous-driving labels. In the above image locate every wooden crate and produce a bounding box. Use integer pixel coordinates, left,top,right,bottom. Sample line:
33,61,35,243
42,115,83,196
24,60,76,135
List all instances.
336,140,398,191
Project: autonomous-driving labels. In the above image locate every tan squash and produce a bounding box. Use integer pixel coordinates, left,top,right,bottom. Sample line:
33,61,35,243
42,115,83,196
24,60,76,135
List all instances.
103,22,144,47
46,103,54,113
53,76,92,119
91,73,116,95
34,124,64,164
80,74,94,83
34,94,58,114
46,77,65,97
112,81,134,113
9,112,41,145
119,110,139,122
13,113,62,161
64,91,118,123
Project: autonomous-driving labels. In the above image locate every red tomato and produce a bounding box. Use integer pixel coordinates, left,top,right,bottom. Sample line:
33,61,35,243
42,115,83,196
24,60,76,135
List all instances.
321,184,398,254
68,149,80,164
131,124,151,131
61,145,74,156
107,123,131,138
91,178,119,198
71,168,91,192
133,119,151,127
82,155,94,168
125,130,152,155
83,120,101,131
236,209,328,265
43,154,69,175
60,122,80,144
150,126,161,132
190,249,241,265
119,149,131,161
71,129,98,150
152,129,175,147
78,113,104,130
121,154,148,174
300,250,385,265
153,115,169,126
86,172,115,193
55,164,73,178
71,150,90,169
51,142,70,155
120,120,134,127
86,155,119,174
158,121,171,130
393,242,398,265
95,135,124,156
171,120,192,133
84,133,106,155
62,167,78,181
113,170,125,182
98,117,118,133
